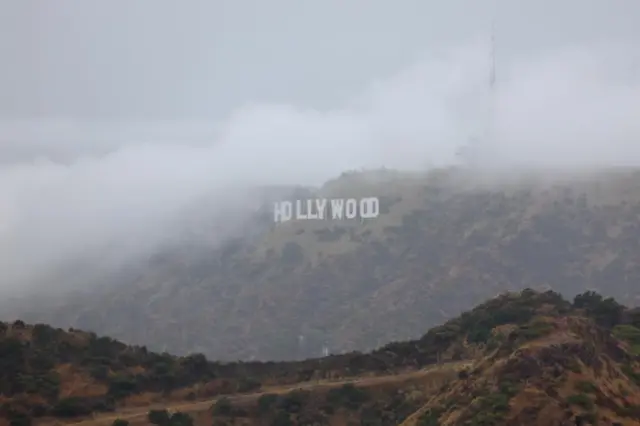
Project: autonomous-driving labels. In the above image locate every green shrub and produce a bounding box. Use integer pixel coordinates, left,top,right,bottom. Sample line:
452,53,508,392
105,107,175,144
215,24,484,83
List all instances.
574,380,598,394
212,397,232,416
621,365,640,386
237,378,261,393
90,365,109,381
168,411,193,426
326,384,369,410
148,409,170,426
613,325,640,354
257,393,278,412
573,291,623,328
417,407,443,426
107,375,138,399
51,397,92,417
566,393,593,410
277,390,309,414
8,412,31,426
270,411,293,426
515,320,554,340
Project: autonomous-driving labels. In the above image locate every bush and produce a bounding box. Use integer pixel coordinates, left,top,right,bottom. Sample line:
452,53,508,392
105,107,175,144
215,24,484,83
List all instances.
270,411,293,426
613,325,640,354
212,397,232,416
8,412,31,426
326,384,369,410
51,397,92,417
168,411,193,426
622,364,640,385
573,291,623,328
257,393,278,413
237,378,261,393
277,390,309,414
514,320,554,341
108,375,138,399
32,324,56,347
417,407,443,426
574,380,598,394
112,419,129,426
148,409,170,426
90,365,110,381
467,327,491,343
566,393,593,410
613,324,640,343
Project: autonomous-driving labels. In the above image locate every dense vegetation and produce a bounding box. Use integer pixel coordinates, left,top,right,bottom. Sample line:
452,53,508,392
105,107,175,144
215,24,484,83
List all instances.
5,289,640,425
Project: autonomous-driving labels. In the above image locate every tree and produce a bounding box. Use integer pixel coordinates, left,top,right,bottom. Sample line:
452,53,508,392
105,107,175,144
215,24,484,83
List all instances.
573,291,623,328
257,394,278,413
51,397,92,417
212,397,232,416
270,411,293,426
8,412,31,426
148,409,170,426
169,411,193,426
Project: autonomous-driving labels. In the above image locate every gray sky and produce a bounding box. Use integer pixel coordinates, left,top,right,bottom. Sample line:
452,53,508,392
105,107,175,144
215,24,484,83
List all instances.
1,0,640,292
2,0,639,121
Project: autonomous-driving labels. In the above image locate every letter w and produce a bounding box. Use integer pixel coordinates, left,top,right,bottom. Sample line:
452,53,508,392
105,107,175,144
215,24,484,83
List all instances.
330,199,344,219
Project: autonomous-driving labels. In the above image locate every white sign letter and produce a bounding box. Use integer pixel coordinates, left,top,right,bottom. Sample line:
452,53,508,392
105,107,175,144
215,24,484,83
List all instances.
360,197,380,219
331,199,344,219
274,201,292,222
295,200,307,220
345,198,357,219
315,199,327,219
306,199,318,219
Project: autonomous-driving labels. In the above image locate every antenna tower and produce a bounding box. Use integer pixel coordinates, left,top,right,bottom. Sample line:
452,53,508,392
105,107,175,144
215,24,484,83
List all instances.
489,17,496,91
457,9,497,166
486,12,496,153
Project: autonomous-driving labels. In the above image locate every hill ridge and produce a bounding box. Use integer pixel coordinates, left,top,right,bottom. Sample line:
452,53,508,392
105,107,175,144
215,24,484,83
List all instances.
5,289,640,425
7,167,640,361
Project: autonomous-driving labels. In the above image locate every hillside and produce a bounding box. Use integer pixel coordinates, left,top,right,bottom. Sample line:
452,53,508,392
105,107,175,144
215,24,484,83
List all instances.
5,166,640,361
6,290,640,426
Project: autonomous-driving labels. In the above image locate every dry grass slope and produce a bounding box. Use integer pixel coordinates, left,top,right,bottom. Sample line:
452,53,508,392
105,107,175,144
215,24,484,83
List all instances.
5,289,640,425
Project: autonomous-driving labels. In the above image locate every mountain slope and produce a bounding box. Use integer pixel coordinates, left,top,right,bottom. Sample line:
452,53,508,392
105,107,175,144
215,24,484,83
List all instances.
403,297,640,426
7,167,640,361
7,290,640,426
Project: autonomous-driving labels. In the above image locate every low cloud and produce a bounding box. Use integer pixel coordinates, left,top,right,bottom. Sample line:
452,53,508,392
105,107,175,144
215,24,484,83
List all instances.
1,38,640,293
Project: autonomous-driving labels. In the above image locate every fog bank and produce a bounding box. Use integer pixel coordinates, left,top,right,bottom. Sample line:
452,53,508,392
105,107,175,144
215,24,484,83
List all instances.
2,37,640,293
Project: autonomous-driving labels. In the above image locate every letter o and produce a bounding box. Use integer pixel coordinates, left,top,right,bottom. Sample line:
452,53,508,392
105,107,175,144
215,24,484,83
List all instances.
359,197,380,219
345,198,357,219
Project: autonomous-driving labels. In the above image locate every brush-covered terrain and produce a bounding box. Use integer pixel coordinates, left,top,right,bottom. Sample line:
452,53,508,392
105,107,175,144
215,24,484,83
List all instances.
4,290,640,426
5,167,640,361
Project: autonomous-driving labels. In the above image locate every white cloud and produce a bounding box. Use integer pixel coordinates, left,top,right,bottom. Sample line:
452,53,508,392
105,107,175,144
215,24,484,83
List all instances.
1,38,640,292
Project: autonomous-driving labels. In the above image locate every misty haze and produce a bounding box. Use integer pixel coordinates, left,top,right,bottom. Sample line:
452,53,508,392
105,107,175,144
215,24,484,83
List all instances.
1,0,639,295
5,2,640,425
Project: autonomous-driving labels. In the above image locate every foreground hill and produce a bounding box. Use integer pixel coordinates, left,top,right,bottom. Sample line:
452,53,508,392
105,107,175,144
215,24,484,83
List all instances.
6,166,640,360
6,290,640,426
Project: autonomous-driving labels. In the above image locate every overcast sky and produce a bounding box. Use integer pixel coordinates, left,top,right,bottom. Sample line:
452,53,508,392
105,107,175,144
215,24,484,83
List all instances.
1,0,640,292
2,0,639,122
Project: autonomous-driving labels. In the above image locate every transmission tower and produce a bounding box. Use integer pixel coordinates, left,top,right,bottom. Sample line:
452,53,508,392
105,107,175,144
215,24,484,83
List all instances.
489,17,496,91
485,14,497,156
456,18,496,166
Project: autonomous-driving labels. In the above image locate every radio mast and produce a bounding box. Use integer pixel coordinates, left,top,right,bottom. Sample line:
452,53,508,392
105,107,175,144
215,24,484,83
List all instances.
489,11,496,92
457,10,496,166
486,13,496,158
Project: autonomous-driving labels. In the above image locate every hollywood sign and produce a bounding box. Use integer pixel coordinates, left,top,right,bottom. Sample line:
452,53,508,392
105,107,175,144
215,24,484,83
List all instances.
273,197,380,222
